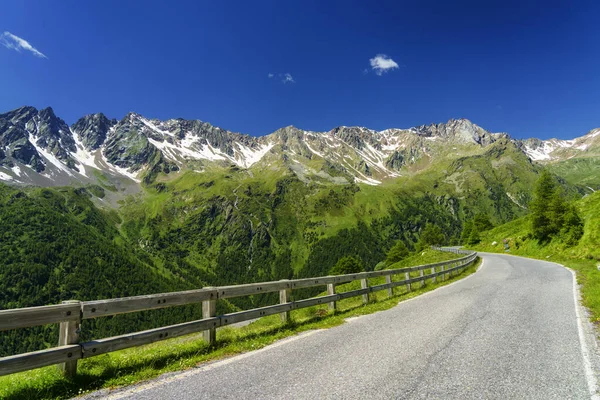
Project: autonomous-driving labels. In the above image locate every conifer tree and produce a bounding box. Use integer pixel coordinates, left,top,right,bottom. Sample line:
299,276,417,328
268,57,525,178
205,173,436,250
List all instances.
330,256,364,275
530,171,557,242
386,240,409,265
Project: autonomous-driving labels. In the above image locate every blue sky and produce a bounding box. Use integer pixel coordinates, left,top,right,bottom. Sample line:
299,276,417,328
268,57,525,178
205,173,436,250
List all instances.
1,0,599,139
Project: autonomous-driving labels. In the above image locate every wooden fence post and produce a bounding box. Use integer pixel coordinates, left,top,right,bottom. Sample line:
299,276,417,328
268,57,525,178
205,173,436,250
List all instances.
431,267,436,283
385,275,393,298
360,279,369,304
327,281,337,311
202,290,217,346
57,300,81,378
405,272,411,292
279,280,292,322
441,265,445,280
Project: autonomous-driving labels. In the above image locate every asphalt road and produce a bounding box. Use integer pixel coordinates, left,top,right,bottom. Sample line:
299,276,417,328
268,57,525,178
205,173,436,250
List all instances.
98,253,599,399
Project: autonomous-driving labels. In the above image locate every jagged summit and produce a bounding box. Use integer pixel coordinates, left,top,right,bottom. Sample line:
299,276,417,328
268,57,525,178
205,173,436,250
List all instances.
0,106,597,187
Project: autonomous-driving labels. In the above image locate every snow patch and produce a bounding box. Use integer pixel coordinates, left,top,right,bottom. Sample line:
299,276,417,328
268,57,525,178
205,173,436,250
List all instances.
355,176,382,186
70,129,102,177
305,142,324,158
28,133,74,177
11,165,22,177
99,151,141,183
524,142,555,161
235,142,274,168
139,117,175,137
0,171,14,181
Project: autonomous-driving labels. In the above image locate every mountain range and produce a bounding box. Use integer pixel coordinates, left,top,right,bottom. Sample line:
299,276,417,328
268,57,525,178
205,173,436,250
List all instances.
1,106,599,192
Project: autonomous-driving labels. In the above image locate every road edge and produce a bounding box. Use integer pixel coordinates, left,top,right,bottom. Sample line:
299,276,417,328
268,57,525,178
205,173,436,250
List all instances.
564,264,600,399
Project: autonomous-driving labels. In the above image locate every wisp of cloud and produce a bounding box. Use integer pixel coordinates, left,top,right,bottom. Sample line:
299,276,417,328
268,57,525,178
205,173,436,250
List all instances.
268,72,295,84
0,31,47,58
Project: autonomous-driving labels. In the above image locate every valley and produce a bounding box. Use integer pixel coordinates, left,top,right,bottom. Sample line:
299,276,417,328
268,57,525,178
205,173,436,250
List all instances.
1,105,599,359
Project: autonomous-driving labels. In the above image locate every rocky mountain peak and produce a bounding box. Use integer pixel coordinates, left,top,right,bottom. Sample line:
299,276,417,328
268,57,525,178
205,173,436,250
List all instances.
414,118,495,146
71,113,117,151
0,106,38,128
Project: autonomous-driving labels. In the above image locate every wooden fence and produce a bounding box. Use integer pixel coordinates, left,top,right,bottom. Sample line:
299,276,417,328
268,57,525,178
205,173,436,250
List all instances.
0,248,476,378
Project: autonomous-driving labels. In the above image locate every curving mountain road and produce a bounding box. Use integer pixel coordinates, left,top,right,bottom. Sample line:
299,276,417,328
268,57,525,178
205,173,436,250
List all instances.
95,253,600,399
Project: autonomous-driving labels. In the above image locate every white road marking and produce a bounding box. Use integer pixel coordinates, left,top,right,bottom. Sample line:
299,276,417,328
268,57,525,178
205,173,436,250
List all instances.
565,265,600,399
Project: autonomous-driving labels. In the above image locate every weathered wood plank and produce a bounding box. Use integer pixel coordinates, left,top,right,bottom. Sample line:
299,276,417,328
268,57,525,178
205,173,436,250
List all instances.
0,345,81,377
293,294,340,309
291,276,338,289
360,279,369,304
385,275,393,297
337,287,371,301
218,281,291,299
279,281,292,323
57,300,81,377
0,303,80,332
81,317,221,357
82,288,217,319
221,303,293,326
369,282,395,292
327,283,337,311
202,295,217,346
334,272,372,284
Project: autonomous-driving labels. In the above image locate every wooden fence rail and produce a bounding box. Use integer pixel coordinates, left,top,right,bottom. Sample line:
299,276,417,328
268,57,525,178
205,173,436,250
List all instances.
0,248,476,378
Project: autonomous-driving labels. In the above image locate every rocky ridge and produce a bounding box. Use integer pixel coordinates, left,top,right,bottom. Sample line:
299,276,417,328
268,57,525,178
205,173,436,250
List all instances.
0,106,596,187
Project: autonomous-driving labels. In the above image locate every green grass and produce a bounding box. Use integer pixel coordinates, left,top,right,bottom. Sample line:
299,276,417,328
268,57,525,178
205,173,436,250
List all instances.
0,251,479,400
547,157,600,189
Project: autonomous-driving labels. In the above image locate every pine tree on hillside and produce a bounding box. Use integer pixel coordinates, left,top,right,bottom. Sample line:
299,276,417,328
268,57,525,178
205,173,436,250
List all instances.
473,213,493,232
467,225,481,245
548,190,568,235
530,170,584,244
561,204,585,246
530,170,558,242
461,220,473,244
386,240,409,265
417,223,446,250
330,256,364,275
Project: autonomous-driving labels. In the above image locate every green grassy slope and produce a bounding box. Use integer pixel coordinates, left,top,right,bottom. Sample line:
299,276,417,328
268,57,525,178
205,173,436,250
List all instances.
547,157,600,191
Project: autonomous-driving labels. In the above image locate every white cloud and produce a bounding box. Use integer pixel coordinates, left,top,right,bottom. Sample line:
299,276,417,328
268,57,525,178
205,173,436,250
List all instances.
369,54,398,76
282,73,295,84
0,31,47,58
268,72,295,84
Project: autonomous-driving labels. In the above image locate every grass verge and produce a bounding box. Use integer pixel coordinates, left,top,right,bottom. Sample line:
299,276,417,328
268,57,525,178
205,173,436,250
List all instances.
0,250,480,400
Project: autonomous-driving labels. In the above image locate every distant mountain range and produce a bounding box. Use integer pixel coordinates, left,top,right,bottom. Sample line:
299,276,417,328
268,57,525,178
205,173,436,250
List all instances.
1,106,599,190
